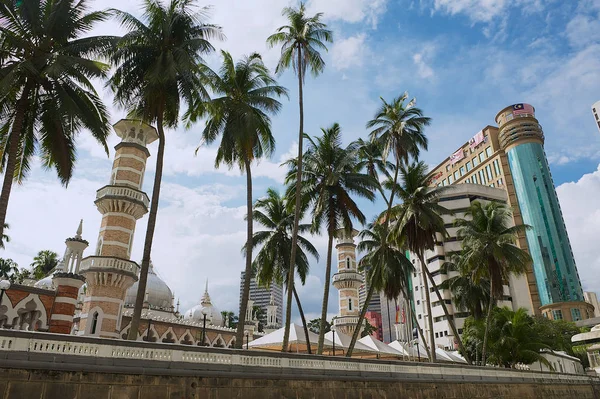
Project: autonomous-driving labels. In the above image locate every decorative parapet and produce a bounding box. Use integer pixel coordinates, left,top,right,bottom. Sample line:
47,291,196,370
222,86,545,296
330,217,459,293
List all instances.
79,256,140,277
96,185,150,209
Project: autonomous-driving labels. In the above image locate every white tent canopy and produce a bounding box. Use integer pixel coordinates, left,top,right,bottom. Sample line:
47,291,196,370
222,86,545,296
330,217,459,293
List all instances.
248,323,333,352
389,340,428,359
358,335,404,356
324,331,376,354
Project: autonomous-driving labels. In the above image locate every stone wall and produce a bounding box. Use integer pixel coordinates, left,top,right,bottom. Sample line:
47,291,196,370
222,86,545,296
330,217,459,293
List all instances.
1,367,599,399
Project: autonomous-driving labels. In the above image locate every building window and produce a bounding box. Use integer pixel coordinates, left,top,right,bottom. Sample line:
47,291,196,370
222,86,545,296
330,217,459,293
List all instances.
479,152,485,163
418,314,422,319
466,161,472,172
460,166,465,176
435,332,439,338
91,312,99,335
552,310,563,320
454,171,459,181
472,157,479,167
485,165,493,181
442,179,447,186
493,159,501,176
472,174,478,184
346,258,350,269
465,178,470,183
446,165,450,172
490,183,494,188
571,308,582,321
444,331,448,336
448,175,453,184
417,300,420,305
415,286,419,291
479,170,486,184
497,178,503,186
348,298,353,311
485,146,493,158
458,329,463,334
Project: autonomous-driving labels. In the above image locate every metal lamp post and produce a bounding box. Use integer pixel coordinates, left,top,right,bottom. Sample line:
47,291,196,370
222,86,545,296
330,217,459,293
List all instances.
244,330,249,350
0,280,10,305
146,311,152,342
201,307,209,346
331,325,336,357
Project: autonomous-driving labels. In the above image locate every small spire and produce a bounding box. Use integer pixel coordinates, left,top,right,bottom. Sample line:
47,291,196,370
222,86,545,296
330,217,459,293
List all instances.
204,279,208,294
75,219,83,239
201,279,212,306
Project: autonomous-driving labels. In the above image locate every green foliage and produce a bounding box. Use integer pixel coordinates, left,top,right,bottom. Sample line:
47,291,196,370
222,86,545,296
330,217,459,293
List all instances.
361,319,377,338
308,318,330,335
439,255,490,320
30,250,58,279
0,258,18,281
220,311,239,329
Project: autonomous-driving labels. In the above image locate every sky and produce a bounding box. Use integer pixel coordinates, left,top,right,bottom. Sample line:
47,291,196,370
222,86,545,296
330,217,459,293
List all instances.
4,0,600,324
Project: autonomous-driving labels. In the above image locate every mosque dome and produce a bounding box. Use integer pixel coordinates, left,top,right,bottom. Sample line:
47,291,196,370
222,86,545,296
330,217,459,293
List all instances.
184,281,223,326
34,275,55,290
125,262,173,311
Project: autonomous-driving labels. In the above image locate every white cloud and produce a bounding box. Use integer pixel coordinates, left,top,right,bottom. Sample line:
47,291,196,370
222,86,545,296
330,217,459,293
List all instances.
413,53,435,79
308,0,388,28
556,164,600,296
565,13,600,49
431,0,544,23
330,34,367,71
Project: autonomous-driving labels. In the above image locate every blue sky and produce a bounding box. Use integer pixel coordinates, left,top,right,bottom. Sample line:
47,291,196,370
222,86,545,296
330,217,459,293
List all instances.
4,0,600,323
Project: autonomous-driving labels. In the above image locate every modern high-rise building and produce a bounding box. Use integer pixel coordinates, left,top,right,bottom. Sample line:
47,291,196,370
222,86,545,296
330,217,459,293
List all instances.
426,103,594,322
239,272,283,328
410,184,533,350
593,101,600,133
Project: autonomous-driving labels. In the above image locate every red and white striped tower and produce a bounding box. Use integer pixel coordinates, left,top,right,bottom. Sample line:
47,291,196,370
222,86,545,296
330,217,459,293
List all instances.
48,220,87,334
78,120,157,338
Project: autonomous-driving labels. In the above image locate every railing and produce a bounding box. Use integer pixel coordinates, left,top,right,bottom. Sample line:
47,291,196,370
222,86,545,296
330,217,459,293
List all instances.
0,331,597,385
333,316,360,326
96,185,149,208
79,257,139,274
332,272,363,283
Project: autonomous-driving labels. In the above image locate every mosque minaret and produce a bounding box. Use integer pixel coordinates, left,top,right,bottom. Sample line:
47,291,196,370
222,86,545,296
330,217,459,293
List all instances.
332,229,363,335
78,119,158,338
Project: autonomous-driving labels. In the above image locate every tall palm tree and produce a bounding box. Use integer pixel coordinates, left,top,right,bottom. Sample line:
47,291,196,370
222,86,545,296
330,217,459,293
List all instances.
439,255,490,320
0,223,9,249
30,250,59,279
455,201,531,365
194,52,287,348
267,3,332,352
390,161,471,363
286,124,377,354
345,222,427,358
0,0,114,241
356,138,393,207
0,257,18,280
109,0,222,340
249,188,319,353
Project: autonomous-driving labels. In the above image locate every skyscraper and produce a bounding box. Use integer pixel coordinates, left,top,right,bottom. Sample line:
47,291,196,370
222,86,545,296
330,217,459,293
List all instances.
425,103,593,322
593,101,600,133
239,272,283,328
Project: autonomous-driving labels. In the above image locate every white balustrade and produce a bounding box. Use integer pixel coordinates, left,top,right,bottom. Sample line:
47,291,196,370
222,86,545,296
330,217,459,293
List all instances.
96,185,149,208
0,334,597,386
80,257,139,274
332,272,362,283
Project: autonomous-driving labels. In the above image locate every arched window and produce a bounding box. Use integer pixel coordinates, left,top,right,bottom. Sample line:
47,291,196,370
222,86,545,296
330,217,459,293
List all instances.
348,299,352,311
346,258,351,269
91,312,99,335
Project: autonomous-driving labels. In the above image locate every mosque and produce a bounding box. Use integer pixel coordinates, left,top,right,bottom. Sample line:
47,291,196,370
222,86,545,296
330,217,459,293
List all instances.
0,120,275,346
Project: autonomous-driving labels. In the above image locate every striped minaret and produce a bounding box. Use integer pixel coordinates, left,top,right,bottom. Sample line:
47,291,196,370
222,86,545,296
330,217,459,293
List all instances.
48,220,87,334
332,229,362,335
78,120,157,338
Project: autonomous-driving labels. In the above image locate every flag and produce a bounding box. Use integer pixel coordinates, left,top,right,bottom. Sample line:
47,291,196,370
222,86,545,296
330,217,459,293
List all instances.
450,149,465,165
512,103,534,116
401,307,406,324
395,304,400,324
469,130,485,148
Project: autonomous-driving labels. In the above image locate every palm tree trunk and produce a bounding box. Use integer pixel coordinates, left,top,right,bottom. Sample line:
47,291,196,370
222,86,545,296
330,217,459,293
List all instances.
346,282,375,357
405,291,431,361
282,47,305,353
423,265,472,365
127,115,165,340
317,227,334,354
0,83,32,241
418,253,436,362
235,159,254,348
481,279,494,366
292,286,311,355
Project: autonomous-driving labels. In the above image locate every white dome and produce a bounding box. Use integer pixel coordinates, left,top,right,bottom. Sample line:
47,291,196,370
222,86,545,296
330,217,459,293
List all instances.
184,282,223,326
34,275,55,290
125,262,173,311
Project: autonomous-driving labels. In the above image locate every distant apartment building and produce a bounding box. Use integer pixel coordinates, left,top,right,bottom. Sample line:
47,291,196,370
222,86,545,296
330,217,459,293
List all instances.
411,184,533,350
239,272,283,327
425,104,593,323
593,101,600,132
584,292,600,318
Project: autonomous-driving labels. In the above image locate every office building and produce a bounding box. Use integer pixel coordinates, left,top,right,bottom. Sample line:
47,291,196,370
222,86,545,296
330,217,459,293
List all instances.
427,103,593,322
410,184,533,350
585,292,600,318
593,101,600,132
239,272,283,328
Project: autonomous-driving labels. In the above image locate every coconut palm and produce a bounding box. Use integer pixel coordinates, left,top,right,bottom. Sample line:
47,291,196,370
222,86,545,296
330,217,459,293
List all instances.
248,188,319,353
109,0,222,340
439,255,490,320
194,52,286,348
30,250,59,279
286,124,377,354
345,222,426,358
0,0,114,241
356,138,394,207
389,161,471,363
267,2,332,352
0,223,9,249
455,201,531,365
0,257,18,280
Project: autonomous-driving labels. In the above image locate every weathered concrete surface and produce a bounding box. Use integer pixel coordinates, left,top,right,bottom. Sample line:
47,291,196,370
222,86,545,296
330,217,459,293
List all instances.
1,366,599,399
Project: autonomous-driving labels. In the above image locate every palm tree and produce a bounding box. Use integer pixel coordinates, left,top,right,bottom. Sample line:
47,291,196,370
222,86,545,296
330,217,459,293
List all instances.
286,124,377,354
346,222,427,358
109,0,222,340
267,3,332,352
455,201,531,365
356,138,393,207
390,161,471,363
0,223,9,249
439,255,490,320
194,52,286,348
0,258,18,280
249,188,319,353
0,0,114,241
30,250,59,279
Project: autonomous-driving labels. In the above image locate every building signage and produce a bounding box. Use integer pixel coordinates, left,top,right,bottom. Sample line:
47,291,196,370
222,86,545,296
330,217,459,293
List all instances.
450,149,465,165
469,130,485,148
